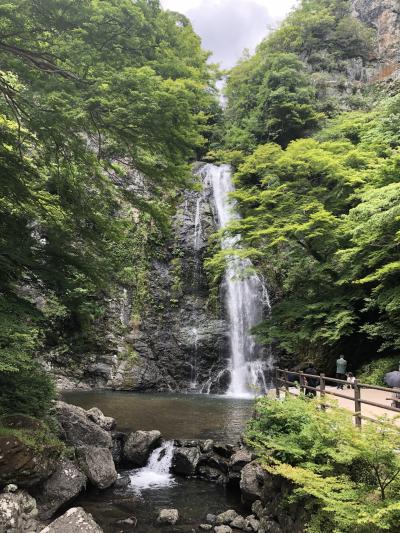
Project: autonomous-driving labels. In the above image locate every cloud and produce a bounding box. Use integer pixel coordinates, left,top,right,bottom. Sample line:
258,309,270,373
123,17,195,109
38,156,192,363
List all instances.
186,0,274,68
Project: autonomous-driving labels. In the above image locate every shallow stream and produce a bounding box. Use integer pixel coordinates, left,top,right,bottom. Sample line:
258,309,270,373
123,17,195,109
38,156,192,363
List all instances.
63,391,254,532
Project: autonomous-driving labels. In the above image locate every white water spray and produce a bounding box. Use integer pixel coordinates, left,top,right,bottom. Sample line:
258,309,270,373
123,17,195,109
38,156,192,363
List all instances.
202,163,270,398
129,441,175,490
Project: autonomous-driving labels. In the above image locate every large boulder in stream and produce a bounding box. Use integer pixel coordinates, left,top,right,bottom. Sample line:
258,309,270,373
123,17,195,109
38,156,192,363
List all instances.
0,484,41,532
76,446,117,489
172,446,200,476
54,402,112,448
123,430,162,466
86,408,115,432
240,461,270,503
40,507,103,533
34,459,87,519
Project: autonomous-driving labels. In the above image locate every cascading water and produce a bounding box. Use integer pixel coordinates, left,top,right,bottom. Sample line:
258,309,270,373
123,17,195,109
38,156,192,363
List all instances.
129,441,175,490
190,327,199,389
202,163,271,398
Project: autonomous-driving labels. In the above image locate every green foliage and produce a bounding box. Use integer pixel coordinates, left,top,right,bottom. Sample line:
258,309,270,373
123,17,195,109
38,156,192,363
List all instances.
214,94,400,370
0,0,217,415
0,416,64,456
0,367,55,418
222,0,373,152
357,357,400,386
224,52,321,149
247,396,400,531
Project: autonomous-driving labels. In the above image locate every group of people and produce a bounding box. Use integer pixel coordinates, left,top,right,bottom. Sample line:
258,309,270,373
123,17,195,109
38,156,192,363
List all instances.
290,356,356,397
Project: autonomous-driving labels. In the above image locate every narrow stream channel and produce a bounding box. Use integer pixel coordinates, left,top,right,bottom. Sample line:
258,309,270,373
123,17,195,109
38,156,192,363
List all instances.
63,392,254,532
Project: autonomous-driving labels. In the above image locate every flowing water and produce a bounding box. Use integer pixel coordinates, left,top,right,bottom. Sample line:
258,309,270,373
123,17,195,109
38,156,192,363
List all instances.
64,392,251,532
201,163,272,398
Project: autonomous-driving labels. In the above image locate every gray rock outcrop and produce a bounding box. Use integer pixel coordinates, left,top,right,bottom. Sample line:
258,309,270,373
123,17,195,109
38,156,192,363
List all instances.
240,461,270,503
35,459,87,520
123,430,161,466
0,485,41,532
54,402,112,449
215,510,238,525
86,408,115,431
40,507,103,533
214,526,232,533
76,446,117,489
352,0,400,80
172,446,200,476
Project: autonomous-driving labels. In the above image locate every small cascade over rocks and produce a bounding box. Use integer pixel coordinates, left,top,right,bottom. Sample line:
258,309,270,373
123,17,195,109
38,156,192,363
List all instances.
201,163,272,398
129,441,175,491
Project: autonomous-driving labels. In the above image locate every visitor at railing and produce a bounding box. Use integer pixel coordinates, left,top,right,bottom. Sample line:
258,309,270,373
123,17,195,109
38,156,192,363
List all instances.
346,372,356,389
336,355,348,389
303,363,319,397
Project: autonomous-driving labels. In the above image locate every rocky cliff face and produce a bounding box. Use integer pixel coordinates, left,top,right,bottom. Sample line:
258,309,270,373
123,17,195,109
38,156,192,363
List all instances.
49,164,230,393
110,164,230,392
352,0,400,81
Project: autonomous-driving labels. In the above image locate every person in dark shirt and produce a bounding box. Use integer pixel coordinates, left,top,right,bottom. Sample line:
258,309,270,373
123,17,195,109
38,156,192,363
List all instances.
303,363,319,397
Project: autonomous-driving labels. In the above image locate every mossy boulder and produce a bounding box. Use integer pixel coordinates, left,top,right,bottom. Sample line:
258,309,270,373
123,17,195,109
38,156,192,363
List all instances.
0,415,64,488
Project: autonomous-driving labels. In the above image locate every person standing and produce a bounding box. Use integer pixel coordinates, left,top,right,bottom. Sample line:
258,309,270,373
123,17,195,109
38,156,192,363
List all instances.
303,363,319,397
336,355,347,389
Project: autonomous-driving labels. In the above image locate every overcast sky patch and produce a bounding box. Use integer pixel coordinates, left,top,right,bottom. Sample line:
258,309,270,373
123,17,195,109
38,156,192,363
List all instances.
161,0,298,68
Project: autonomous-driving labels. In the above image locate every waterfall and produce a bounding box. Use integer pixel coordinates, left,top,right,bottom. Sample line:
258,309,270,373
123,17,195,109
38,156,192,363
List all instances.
203,163,270,398
193,197,202,251
129,441,175,490
190,327,199,389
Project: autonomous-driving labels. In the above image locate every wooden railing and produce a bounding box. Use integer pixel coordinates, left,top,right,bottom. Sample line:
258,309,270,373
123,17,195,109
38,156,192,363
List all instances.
275,368,400,427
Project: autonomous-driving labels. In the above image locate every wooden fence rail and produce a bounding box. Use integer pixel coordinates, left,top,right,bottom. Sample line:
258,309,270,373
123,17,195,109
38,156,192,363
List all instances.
275,368,400,427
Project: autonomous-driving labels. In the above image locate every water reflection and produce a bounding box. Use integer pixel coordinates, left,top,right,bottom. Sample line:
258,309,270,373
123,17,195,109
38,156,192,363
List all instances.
62,391,254,442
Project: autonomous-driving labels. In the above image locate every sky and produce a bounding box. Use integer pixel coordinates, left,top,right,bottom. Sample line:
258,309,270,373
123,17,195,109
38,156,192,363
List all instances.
160,0,298,68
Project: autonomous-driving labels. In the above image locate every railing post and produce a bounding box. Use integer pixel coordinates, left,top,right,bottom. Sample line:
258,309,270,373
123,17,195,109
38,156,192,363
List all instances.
284,369,289,397
320,373,326,410
275,368,280,399
299,371,305,395
354,379,362,428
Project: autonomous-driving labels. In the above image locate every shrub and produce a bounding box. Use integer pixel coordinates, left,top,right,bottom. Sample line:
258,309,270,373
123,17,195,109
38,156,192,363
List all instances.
0,367,55,418
246,395,400,532
357,356,399,386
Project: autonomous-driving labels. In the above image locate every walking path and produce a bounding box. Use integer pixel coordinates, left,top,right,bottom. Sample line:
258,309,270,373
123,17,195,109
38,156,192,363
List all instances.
273,385,400,422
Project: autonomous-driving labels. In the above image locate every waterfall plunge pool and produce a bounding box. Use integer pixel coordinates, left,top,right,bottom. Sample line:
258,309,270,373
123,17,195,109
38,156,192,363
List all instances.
63,391,254,532
62,390,254,442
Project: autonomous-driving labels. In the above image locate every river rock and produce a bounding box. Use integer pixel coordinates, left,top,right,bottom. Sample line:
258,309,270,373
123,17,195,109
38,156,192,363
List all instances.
76,446,117,489
0,486,40,532
231,515,247,529
240,462,269,503
123,430,162,466
251,501,265,519
214,526,232,533
229,449,254,472
197,465,227,484
111,432,126,465
86,408,115,431
200,440,214,453
206,513,217,524
172,446,200,476
35,459,87,519
213,443,234,458
199,525,213,531
157,508,179,525
215,510,238,525
246,515,260,532
40,507,103,532
54,402,112,448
